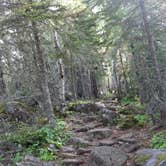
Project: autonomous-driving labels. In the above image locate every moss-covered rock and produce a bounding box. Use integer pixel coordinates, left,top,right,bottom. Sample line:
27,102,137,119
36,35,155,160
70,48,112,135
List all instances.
135,154,152,166
156,154,166,166
36,117,49,125
135,149,166,166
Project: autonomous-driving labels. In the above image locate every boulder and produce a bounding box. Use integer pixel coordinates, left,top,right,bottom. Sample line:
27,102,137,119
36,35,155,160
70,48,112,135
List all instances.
134,149,166,166
159,160,166,166
100,108,118,124
88,146,128,166
87,128,112,139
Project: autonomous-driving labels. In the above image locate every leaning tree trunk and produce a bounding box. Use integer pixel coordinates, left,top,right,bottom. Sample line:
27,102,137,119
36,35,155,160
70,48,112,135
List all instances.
31,21,55,128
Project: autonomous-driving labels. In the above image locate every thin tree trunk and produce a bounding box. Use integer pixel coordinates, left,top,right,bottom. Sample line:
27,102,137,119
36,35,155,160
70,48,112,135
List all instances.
0,55,7,100
70,53,77,100
57,58,66,113
119,50,129,95
112,51,121,99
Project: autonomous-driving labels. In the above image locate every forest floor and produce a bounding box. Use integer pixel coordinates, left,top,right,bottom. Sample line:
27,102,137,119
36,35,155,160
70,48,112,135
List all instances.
0,98,165,166
57,99,155,166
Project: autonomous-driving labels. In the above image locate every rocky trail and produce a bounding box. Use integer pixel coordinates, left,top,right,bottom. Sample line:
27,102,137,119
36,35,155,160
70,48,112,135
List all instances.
1,100,166,166
56,100,152,166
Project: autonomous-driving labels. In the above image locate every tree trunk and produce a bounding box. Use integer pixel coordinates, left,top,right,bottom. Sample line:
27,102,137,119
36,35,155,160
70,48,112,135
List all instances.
0,55,7,100
111,50,121,99
31,21,55,128
57,58,66,112
52,31,66,112
119,50,129,95
90,71,98,98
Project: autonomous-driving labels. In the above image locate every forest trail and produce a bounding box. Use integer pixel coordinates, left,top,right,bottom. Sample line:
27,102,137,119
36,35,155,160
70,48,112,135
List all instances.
58,100,150,166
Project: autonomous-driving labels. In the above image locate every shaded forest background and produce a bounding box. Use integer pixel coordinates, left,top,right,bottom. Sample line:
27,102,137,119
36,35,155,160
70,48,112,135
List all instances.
0,0,166,165
0,0,165,126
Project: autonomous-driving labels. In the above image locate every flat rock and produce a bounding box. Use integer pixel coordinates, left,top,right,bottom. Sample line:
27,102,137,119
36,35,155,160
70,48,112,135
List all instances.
77,148,91,155
134,149,166,166
121,143,140,153
63,159,84,166
98,140,116,146
87,128,112,139
75,123,103,133
59,153,78,159
67,137,91,147
88,146,128,166
61,146,75,153
82,115,98,123
117,134,137,144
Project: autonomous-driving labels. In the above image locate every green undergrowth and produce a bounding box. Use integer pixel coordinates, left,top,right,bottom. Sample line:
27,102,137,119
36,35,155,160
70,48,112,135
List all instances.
151,132,166,149
120,96,144,110
6,118,70,163
117,96,149,129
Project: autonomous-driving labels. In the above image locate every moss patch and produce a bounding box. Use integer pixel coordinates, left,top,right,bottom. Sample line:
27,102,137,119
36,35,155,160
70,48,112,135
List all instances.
135,154,152,166
0,103,6,114
155,154,166,166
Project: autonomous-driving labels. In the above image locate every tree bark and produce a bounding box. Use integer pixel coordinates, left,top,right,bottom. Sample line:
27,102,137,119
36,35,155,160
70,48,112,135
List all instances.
0,55,7,100
119,50,129,95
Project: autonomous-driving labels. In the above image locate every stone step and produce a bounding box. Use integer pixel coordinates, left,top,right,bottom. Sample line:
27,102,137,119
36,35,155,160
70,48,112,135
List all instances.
60,146,75,153
77,148,91,155
74,122,103,133
87,128,112,139
59,153,78,159
63,159,84,166
67,137,92,147
98,140,117,146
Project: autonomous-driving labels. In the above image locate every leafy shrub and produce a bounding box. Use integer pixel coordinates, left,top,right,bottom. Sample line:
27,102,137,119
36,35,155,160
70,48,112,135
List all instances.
8,118,70,162
151,132,166,149
120,96,138,105
118,114,150,129
134,114,150,127
118,115,138,129
120,97,144,110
